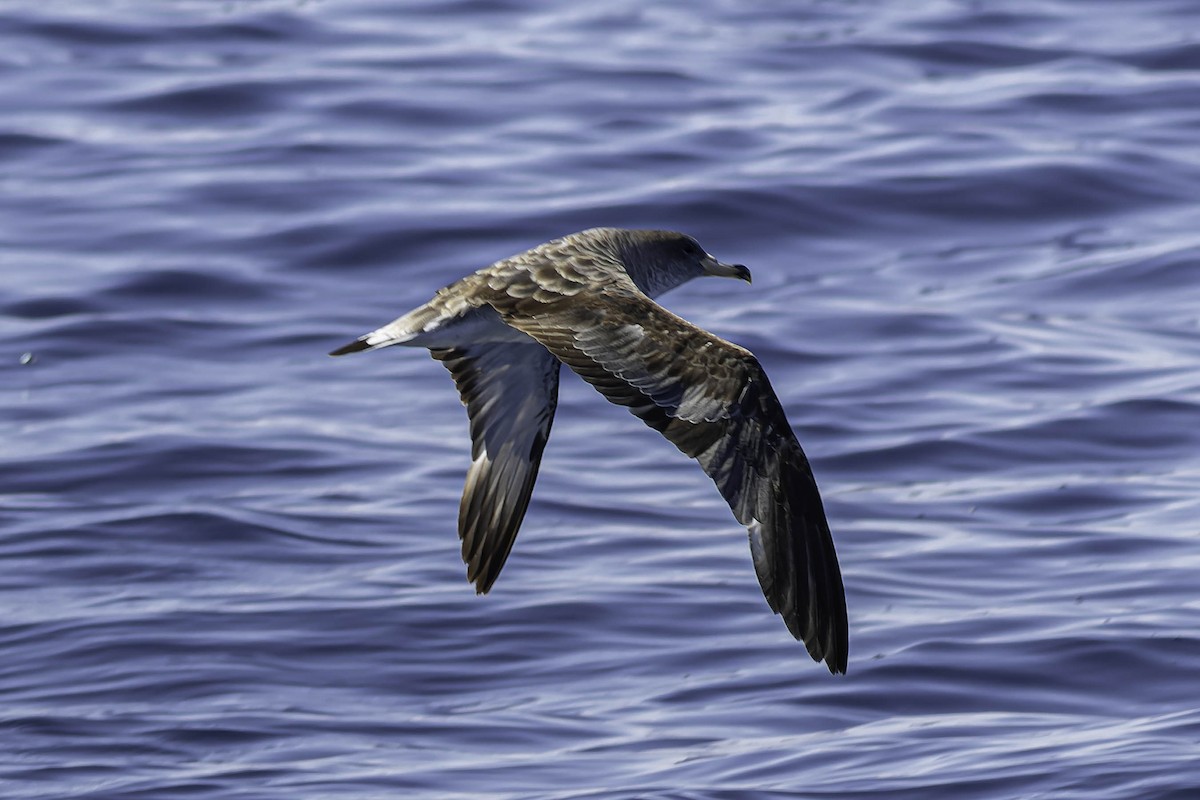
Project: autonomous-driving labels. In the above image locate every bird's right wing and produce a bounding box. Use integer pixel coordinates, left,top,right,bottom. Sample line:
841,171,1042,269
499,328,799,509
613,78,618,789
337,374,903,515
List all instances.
496,288,848,673
431,342,561,594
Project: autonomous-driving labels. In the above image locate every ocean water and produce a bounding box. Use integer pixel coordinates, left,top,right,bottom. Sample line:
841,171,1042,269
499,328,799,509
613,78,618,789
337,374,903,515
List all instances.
3,1,1200,797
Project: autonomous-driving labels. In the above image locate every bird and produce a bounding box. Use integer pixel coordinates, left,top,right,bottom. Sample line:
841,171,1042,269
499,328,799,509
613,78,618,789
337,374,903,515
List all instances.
330,228,848,673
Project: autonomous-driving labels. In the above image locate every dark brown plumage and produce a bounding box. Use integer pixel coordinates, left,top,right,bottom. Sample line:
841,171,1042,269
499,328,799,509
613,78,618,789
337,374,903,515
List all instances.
330,228,848,673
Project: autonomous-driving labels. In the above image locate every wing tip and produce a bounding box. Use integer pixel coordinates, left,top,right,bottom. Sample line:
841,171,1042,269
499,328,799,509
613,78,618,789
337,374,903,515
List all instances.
811,594,850,676
817,590,850,675
470,568,498,595
824,643,849,675
785,610,849,675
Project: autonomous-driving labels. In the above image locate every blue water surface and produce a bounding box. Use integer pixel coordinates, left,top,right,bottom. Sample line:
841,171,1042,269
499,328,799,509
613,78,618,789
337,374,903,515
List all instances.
3,1,1200,798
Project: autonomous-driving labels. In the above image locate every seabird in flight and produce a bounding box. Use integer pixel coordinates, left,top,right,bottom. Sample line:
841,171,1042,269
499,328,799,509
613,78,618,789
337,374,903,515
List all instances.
330,228,848,673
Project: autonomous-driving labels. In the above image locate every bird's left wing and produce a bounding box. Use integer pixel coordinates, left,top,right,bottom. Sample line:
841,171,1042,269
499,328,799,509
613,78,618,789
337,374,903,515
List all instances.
495,287,848,673
430,342,561,593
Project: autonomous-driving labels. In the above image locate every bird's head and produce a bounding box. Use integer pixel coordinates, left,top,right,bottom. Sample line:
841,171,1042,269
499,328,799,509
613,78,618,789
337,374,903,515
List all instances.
614,229,751,298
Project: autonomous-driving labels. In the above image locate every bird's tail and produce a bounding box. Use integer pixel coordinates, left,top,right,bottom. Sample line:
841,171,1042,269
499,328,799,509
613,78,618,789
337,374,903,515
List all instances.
328,305,441,356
